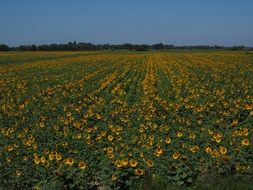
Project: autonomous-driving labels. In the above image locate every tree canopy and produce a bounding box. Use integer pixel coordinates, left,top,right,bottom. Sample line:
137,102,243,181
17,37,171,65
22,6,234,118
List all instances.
0,43,249,51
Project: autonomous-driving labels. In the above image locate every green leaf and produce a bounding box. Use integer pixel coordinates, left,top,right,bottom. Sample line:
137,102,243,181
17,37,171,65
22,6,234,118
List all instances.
176,180,184,186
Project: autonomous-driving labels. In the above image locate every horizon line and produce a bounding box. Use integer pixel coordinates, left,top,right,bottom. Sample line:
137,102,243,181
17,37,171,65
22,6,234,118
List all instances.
1,42,252,48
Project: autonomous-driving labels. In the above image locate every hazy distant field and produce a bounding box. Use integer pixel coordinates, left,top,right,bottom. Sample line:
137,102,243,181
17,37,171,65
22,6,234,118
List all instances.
0,51,252,189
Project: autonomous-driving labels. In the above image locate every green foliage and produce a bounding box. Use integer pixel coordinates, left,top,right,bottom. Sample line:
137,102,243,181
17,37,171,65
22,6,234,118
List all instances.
0,51,252,189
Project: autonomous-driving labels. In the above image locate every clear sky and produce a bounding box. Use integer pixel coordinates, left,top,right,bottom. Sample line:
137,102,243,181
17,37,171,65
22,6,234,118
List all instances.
1,0,253,46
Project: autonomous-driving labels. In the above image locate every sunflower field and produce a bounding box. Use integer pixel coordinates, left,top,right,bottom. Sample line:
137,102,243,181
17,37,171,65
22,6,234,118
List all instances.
0,51,253,189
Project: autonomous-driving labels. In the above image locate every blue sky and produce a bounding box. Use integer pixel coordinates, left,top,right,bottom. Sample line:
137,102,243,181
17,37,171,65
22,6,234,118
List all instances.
0,0,253,46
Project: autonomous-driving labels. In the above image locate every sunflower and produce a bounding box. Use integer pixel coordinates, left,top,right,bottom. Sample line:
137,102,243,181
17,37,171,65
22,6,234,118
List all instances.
243,128,249,136
241,138,249,146
219,146,227,154
112,174,117,181
39,122,45,128
65,158,74,166
15,170,22,176
78,161,86,170
165,136,171,144
108,135,114,141
40,156,46,164
54,170,61,176
34,157,40,165
213,133,222,143
6,157,12,162
172,152,180,160
245,104,252,110
107,153,114,159
115,160,123,168
139,128,144,133
122,159,128,166
177,132,183,138
189,145,199,153
49,154,54,161
56,153,62,161
146,159,153,167
189,133,196,140
76,133,82,139
155,147,164,156
205,147,212,154
135,168,144,176
129,159,138,167
232,119,238,125
107,147,113,153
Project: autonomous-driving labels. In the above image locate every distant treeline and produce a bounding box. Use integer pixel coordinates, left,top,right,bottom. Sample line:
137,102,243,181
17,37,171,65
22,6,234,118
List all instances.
0,42,251,51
